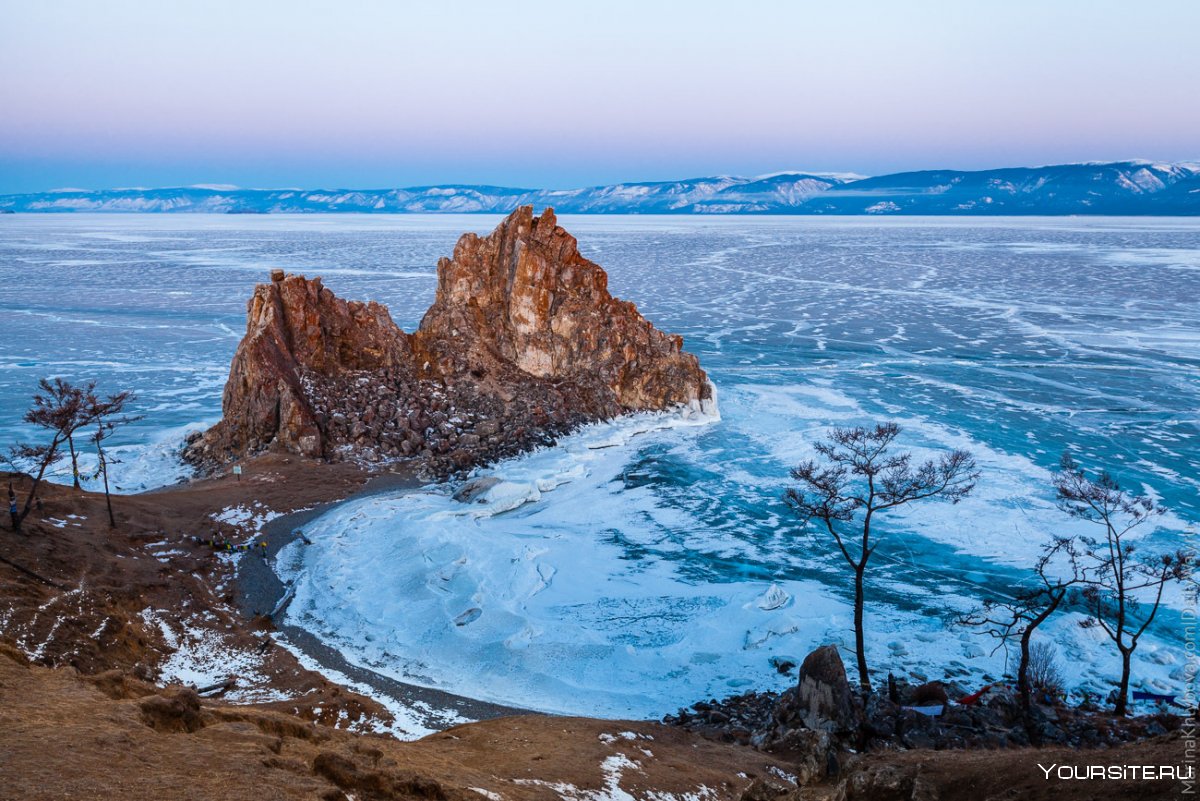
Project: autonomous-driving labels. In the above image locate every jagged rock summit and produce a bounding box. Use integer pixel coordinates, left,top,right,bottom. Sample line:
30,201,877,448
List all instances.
420,206,708,411
186,206,712,475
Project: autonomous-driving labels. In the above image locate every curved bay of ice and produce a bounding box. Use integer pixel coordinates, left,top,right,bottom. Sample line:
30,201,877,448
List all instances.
2,214,1197,714
278,378,1187,718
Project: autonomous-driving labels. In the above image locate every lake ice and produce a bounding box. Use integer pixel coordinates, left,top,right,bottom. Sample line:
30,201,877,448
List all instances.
2,214,1197,717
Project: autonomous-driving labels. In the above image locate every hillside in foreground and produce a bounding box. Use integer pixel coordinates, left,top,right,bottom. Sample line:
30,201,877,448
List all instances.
0,462,1188,800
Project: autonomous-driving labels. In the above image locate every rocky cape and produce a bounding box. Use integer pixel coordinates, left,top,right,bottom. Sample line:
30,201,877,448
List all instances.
185,206,713,476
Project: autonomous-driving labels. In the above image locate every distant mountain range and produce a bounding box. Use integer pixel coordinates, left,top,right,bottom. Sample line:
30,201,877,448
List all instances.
3,161,1198,215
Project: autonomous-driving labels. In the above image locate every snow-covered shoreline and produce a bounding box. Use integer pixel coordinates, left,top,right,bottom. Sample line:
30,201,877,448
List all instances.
270,385,1192,721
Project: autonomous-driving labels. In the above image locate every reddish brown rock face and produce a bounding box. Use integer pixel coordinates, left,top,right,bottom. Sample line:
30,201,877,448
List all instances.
187,207,711,476
418,206,707,412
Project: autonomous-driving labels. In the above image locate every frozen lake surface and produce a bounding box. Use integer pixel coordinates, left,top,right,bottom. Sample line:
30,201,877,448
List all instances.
2,214,1197,716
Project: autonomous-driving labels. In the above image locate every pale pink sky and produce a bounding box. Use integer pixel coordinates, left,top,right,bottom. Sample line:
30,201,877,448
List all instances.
1,0,1197,192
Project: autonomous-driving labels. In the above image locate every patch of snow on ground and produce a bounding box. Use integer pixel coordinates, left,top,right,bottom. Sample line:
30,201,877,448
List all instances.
515,749,718,801
271,634,467,739
212,502,282,534
141,608,290,703
470,790,504,801
209,502,282,565
766,765,799,786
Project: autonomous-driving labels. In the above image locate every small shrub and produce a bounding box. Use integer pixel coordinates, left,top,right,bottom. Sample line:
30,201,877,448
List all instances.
1028,641,1064,697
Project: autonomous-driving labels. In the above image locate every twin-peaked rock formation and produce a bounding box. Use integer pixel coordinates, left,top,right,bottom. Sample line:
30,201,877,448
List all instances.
186,206,711,476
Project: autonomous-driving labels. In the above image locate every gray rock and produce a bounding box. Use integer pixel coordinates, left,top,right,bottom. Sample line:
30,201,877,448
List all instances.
796,645,858,734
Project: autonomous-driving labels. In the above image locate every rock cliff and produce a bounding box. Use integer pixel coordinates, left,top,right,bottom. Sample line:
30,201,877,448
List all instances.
186,206,711,475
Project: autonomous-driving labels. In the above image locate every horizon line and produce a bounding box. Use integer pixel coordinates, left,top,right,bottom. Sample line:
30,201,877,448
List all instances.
8,157,1200,197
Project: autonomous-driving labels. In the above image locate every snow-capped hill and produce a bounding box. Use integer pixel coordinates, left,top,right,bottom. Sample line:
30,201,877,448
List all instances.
806,161,1200,215
383,185,533,213
539,174,848,214
0,176,850,215
2,161,1198,214
755,170,869,182
535,177,736,212
687,174,843,213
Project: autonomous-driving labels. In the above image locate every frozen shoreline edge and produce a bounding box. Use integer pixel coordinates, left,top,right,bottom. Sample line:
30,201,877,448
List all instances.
234,468,532,736
233,395,721,734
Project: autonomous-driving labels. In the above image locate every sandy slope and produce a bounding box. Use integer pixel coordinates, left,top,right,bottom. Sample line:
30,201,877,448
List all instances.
0,641,805,800
1,639,1188,801
1,455,403,729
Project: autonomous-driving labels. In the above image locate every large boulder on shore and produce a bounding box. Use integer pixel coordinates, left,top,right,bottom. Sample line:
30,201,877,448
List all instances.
185,206,712,476
796,645,859,734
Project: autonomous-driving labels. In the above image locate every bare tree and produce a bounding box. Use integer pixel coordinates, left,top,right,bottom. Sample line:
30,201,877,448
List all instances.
3,380,88,531
4,380,138,533
959,536,1081,712
785,423,979,693
1054,453,1193,715
24,378,95,488
88,390,140,527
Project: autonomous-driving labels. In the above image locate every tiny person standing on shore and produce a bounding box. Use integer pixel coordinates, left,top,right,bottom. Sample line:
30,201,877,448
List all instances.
8,484,18,530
